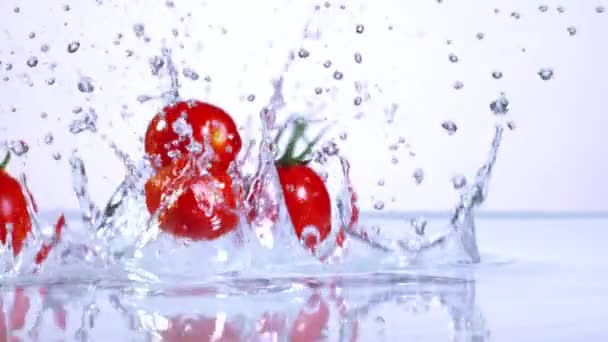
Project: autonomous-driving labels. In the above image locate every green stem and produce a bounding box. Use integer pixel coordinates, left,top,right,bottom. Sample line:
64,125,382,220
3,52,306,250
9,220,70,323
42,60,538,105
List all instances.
294,125,331,161
277,119,308,166
0,152,10,170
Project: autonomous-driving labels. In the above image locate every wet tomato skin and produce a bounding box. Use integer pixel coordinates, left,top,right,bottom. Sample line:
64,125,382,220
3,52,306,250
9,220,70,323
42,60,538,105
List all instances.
276,165,331,249
0,170,31,256
145,159,239,241
144,100,242,172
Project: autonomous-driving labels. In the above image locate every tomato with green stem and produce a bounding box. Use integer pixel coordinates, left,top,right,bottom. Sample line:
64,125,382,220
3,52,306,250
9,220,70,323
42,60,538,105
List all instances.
274,120,334,249
145,100,242,172
145,157,240,241
0,153,32,256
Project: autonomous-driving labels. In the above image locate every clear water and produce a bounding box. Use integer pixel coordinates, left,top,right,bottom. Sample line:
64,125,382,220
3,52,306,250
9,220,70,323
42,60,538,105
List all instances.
1,1,607,340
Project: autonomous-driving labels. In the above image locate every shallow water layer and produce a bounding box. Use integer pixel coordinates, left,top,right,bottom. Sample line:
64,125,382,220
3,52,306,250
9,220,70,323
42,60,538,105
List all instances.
1,216,606,341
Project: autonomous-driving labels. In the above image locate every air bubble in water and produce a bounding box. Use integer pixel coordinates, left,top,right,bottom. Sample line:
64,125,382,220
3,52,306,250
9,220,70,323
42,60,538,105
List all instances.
333,71,343,80
441,121,458,135
26,56,38,67
490,94,510,115
413,168,424,184
77,77,95,93
8,140,29,156
538,68,554,81
182,67,199,80
448,53,459,63
355,24,365,34
67,41,80,53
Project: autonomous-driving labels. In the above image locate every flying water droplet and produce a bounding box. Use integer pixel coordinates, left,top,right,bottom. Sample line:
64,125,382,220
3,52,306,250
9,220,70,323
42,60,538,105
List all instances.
453,80,464,90
182,67,199,80
556,6,565,13
354,52,362,64
441,121,458,135
322,141,339,156
538,68,554,81
247,94,255,102
476,32,485,40
67,41,80,53
567,26,577,36
374,201,385,210
492,71,503,79
26,56,38,67
52,153,62,160
596,6,605,14
28,32,36,39
510,11,521,19
410,217,427,235
133,23,145,38
490,93,510,115
538,5,549,13
413,168,424,184
69,108,98,134
451,175,467,189
149,56,164,76
507,121,516,130
298,48,310,58
355,24,365,34
448,53,459,63
333,71,343,80
43,133,54,144
77,77,95,93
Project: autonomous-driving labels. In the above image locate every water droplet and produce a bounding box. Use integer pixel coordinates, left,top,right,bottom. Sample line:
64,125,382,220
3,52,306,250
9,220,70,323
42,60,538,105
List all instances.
410,217,427,235
453,80,464,90
492,71,503,79
391,157,399,164
43,133,54,144
323,60,332,68
448,53,459,63
9,140,29,156
182,67,199,80
26,56,38,67
298,48,310,58
63,4,71,11
377,179,385,186
77,77,95,93
133,23,145,38
52,152,62,160
46,77,56,86
451,175,467,189
149,56,164,76
67,41,80,53
373,201,385,210
354,52,362,64
355,24,365,34
5,63,12,71
339,132,348,140
596,6,605,14
538,68,554,81
557,6,565,13
538,5,549,12
29,32,36,39
353,96,362,106
441,120,458,135
322,141,339,155
333,70,343,80
476,32,485,40
490,93,510,115
13,7,20,13
567,26,577,36
247,94,255,102
413,168,424,184
510,11,521,19
40,112,48,119
507,121,516,130
41,44,50,53
69,108,98,134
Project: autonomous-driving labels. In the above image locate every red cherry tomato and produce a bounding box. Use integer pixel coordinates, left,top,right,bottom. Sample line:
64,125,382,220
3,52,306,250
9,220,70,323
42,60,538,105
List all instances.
144,158,240,241
0,167,32,256
145,100,242,172
277,165,331,249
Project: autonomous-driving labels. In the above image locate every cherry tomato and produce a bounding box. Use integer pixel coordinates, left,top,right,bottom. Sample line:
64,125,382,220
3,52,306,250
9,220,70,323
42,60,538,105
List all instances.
145,100,242,172
277,164,331,249
0,163,31,257
145,158,239,241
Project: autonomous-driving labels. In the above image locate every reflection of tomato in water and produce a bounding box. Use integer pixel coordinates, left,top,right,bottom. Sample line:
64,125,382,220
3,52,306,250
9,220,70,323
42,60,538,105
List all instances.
145,100,242,172
160,315,240,342
144,158,240,241
290,293,330,342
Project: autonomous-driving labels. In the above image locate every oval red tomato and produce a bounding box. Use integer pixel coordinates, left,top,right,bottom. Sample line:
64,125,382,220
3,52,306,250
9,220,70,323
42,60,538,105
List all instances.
277,164,331,249
144,158,240,241
0,160,31,256
144,100,242,172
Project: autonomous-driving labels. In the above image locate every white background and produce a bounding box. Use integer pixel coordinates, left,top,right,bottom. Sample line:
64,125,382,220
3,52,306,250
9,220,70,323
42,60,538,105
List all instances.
0,0,607,214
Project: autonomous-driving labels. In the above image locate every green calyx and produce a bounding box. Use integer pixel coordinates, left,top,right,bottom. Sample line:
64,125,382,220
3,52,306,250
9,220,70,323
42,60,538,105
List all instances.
276,118,329,167
0,152,10,170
